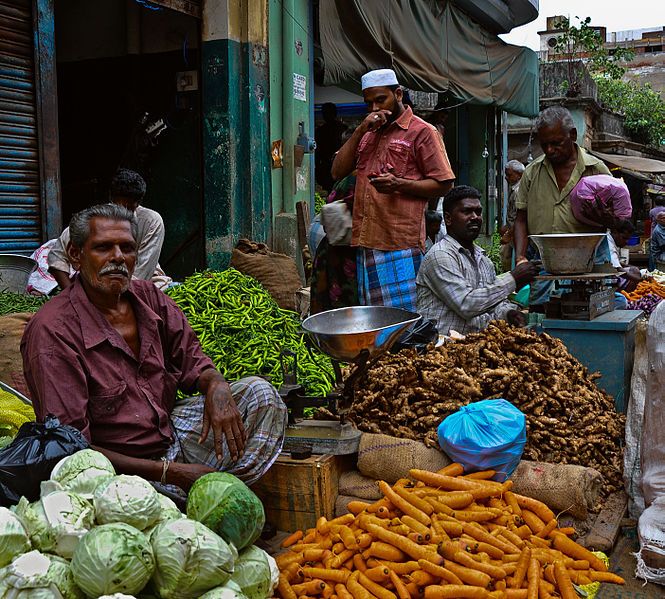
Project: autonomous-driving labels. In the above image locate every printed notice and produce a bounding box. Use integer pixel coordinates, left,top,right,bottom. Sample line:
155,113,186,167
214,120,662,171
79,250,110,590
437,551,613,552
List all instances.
293,73,307,101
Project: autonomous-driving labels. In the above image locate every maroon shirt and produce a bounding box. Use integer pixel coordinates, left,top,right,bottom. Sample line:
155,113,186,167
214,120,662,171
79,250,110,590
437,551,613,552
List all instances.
21,277,215,458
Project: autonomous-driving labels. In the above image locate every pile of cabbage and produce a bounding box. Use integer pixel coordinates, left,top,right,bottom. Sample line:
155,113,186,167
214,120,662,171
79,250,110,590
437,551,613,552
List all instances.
0,449,278,599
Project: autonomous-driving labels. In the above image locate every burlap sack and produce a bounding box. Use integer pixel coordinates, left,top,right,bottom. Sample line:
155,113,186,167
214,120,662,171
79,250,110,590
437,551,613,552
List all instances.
511,460,603,520
230,239,303,311
0,312,32,398
339,470,382,500
335,495,366,518
357,433,451,484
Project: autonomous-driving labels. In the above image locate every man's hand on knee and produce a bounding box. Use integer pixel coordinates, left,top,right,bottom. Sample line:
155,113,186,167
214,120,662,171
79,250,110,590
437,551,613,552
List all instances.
198,369,247,462
169,462,216,491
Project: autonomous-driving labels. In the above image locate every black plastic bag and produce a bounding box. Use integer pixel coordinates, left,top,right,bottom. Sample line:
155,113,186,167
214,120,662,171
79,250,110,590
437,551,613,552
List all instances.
0,415,88,506
391,318,439,354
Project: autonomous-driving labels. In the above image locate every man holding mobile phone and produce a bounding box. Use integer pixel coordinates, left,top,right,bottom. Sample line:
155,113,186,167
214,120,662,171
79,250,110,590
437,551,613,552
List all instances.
331,69,455,311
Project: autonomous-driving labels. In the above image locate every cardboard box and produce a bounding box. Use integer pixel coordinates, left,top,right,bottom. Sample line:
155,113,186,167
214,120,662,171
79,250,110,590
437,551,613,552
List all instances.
251,453,354,532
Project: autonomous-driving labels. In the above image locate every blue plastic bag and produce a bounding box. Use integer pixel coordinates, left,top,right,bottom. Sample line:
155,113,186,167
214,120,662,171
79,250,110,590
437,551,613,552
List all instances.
437,399,526,482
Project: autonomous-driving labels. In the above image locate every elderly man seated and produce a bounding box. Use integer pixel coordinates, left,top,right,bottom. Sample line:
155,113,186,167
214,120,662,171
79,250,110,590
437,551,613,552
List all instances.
21,204,287,492
416,186,538,335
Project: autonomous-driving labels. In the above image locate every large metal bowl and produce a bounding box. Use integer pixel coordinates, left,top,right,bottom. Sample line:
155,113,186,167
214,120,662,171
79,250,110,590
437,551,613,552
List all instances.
529,233,606,274
0,254,37,294
302,306,420,363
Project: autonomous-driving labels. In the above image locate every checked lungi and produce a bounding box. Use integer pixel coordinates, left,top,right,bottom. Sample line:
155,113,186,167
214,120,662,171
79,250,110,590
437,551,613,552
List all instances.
357,247,423,312
159,376,287,497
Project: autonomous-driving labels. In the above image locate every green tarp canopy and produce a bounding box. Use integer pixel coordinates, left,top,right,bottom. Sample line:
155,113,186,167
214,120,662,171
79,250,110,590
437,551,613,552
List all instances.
319,0,539,117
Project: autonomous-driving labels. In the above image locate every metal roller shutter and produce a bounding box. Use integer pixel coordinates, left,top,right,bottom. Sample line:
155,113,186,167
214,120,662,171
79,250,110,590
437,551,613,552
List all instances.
0,0,41,253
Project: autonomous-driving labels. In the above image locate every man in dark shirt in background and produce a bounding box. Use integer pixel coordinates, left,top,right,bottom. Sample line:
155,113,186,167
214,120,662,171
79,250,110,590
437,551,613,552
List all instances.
21,204,286,492
315,102,347,192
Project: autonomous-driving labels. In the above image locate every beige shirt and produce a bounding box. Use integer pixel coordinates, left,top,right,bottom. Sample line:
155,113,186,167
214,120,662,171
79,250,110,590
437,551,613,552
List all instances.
515,145,611,235
48,205,172,289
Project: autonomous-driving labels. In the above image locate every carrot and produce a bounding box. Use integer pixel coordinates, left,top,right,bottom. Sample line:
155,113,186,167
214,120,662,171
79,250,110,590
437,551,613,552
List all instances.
392,485,435,516
402,515,432,539
514,525,532,540
302,568,351,584
357,534,373,549
510,547,531,589
358,571,397,599
418,559,464,585
316,516,330,535
520,511,545,535
406,532,424,544
537,580,554,599
336,584,355,599
464,470,497,480
568,559,589,570
347,572,373,599
432,491,475,509
438,463,465,476
528,535,551,549
323,583,335,599
279,574,298,599
348,501,372,515
292,580,326,595
424,585,490,599
513,495,555,524
340,526,358,550
364,566,390,583
503,492,522,517
367,499,392,514
364,541,406,562
371,560,420,575
587,570,625,584
443,559,492,588
526,558,539,599
409,470,503,499
434,518,463,537
535,519,557,539
388,569,411,599
379,481,431,526
451,551,508,580
553,562,576,599
499,529,526,550
283,562,304,584
303,549,328,562
276,552,305,569
462,523,520,555
504,591,527,599
450,509,502,523
282,530,304,548
353,554,367,573
363,522,443,564
390,524,413,537
554,527,575,536
303,530,317,543
472,541,505,560
551,533,608,571
329,550,355,570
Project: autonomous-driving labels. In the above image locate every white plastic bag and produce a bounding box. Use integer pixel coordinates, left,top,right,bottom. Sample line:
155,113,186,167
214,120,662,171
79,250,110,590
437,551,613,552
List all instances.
320,200,352,246
636,302,665,584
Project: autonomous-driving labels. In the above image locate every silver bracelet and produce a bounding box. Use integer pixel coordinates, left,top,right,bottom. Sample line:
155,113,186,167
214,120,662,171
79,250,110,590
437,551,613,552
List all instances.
160,457,170,485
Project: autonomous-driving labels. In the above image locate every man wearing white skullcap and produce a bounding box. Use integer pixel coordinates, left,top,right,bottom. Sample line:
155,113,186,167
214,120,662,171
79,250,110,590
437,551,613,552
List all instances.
331,68,455,311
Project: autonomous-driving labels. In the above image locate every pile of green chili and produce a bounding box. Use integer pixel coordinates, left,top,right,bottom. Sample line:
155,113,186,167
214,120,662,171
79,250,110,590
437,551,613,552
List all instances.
166,269,335,396
0,292,48,316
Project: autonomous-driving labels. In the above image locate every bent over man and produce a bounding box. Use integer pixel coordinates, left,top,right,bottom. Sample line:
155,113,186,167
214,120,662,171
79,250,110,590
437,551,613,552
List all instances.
22,204,286,491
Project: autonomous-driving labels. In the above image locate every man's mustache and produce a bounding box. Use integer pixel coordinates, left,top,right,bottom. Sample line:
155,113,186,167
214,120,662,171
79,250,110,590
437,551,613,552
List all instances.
99,264,129,276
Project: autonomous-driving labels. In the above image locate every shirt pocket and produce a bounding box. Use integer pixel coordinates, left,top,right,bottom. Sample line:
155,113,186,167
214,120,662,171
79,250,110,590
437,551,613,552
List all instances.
88,382,127,421
385,141,412,178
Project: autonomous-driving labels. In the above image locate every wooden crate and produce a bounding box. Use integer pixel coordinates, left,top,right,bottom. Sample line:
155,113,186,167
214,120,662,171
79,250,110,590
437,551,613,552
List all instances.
251,453,354,532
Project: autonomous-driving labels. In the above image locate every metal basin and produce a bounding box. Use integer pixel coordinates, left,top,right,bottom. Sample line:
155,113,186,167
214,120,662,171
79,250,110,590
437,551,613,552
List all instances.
529,234,606,274
302,306,420,363
0,254,37,294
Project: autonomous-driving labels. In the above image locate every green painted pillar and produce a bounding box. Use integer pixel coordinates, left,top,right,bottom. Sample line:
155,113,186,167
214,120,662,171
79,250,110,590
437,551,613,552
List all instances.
201,0,272,269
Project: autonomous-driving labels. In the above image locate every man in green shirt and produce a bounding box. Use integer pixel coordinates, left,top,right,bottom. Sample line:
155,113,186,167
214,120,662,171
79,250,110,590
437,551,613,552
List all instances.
513,106,611,307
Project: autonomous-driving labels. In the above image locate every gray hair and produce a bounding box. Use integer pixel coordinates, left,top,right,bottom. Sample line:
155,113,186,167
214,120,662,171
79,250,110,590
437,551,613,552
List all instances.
535,106,575,133
505,160,525,174
69,203,138,248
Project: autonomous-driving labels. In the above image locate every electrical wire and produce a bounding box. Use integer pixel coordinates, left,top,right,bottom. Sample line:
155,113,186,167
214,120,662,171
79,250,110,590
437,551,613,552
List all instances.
133,0,162,11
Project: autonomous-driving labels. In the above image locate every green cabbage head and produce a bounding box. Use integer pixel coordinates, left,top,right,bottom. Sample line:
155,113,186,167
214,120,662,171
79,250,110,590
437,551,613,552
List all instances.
98,595,136,599
94,475,161,530
0,507,30,568
144,494,183,538
71,522,155,597
0,550,83,598
228,545,279,599
15,491,94,559
150,518,235,598
186,472,265,550
199,581,249,599
49,449,116,498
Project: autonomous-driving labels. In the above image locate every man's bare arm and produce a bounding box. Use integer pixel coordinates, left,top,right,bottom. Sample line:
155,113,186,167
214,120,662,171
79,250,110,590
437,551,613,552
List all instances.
513,209,529,262
49,268,73,290
370,175,453,199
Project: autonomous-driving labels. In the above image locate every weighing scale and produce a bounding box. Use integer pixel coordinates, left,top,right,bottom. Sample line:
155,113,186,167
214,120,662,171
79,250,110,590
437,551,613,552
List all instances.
279,306,420,455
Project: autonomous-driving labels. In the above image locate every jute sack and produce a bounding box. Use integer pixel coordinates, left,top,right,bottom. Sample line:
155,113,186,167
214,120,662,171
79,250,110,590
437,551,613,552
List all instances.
230,239,303,311
339,470,382,500
357,433,451,484
0,312,32,398
335,495,366,518
511,460,604,520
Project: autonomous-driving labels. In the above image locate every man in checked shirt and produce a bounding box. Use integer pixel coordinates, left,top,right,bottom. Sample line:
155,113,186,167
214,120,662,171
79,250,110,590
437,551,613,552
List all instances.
416,186,539,335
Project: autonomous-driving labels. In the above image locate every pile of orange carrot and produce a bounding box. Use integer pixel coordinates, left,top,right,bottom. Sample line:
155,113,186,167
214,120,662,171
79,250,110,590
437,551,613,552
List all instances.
274,463,624,599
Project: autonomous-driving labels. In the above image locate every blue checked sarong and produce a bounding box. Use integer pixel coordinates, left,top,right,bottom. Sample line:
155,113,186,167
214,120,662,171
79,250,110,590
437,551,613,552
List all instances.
156,377,287,498
357,247,423,312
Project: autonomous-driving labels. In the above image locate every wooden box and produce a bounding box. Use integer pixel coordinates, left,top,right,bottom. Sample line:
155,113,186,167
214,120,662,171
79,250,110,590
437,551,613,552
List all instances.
251,453,354,532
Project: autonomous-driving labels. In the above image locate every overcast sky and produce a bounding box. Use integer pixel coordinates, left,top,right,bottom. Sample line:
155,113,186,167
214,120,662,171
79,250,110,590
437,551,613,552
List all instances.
500,1,665,50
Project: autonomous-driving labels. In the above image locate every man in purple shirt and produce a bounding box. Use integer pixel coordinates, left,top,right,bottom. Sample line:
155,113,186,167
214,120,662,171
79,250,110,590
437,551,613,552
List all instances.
21,204,287,491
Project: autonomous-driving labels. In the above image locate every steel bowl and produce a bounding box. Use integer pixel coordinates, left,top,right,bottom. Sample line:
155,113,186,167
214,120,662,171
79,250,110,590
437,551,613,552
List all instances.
0,254,37,294
529,233,606,274
302,306,421,363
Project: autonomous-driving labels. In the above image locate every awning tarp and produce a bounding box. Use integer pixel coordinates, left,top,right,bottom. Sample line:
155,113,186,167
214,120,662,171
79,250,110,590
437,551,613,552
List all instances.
319,0,539,117
590,150,665,174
